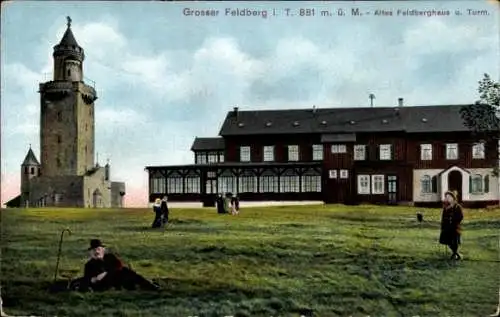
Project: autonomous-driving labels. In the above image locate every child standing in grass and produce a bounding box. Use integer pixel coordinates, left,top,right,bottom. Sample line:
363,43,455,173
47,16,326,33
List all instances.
439,190,464,260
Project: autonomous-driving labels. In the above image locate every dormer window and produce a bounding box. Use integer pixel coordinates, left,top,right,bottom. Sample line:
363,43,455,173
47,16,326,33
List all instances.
238,122,244,128
349,120,356,125
421,118,428,122
265,122,272,127
292,121,300,126
321,120,327,125
382,119,388,124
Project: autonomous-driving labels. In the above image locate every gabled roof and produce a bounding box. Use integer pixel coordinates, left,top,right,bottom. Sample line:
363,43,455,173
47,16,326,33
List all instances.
22,148,40,166
190,137,225,151
218,104,481,136
59,26,79,47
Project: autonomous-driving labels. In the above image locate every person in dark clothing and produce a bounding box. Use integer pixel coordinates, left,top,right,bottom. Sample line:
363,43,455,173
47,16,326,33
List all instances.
439,190,464,260
80,239,160,292
160,196,169,225
216,195,225,214
152,198,162,228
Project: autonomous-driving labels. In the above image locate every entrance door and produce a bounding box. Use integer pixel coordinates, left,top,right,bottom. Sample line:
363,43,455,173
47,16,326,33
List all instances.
447,170,462,201
387,175,397,203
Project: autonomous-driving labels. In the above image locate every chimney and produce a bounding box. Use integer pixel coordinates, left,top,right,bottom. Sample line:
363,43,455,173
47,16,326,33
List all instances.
398,98,404,107
312,105,317,113
233,106,239,119
369,93,375,108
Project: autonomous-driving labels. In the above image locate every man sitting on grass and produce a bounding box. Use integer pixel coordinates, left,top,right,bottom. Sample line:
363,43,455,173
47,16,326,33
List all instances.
80,239,160,292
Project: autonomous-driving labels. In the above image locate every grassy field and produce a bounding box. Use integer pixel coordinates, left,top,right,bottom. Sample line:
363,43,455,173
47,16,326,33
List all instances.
1,204,499,317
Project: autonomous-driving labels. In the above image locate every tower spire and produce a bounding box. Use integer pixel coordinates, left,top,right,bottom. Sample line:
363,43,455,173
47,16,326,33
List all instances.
66,16,72,28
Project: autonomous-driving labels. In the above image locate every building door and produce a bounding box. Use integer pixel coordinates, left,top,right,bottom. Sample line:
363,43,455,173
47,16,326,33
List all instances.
447,170,462,201
387,175,397,203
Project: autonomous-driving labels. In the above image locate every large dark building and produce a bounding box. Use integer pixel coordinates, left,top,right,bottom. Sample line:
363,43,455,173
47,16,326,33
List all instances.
145,100,499,208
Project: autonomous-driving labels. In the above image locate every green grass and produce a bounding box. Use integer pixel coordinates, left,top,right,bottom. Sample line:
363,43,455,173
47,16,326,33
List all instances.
1,205,499,317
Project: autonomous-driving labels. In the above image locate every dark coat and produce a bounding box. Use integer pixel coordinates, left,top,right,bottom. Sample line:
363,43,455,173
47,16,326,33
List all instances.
439,204,463,246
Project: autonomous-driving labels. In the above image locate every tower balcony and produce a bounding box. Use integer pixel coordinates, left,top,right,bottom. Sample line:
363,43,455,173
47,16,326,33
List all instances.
39,79,97,103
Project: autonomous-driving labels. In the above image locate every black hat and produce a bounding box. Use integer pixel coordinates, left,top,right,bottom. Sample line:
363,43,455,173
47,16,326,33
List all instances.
88,239,105,250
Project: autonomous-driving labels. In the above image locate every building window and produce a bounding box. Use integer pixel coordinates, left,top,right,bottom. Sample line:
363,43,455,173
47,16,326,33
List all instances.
340,170,348,179
421,175,432,193
472,143,485,159
259,175,279,192
379,144,392,160
24,167,28,174
207,171,216,178
329,170,337,179
217,176,238,195
312,144,323,161
238,175,258,193
207,152,218,164
184,176,200,193
240,146,251,162
288,145,299,161
219,152,225,163
167,176,182,194
331,144,347,153
470,174,483,194
57,135,61,144
263,146,275,162
152,176,166,193
57,111,62,122
56,158,61,168
301,175,321,192
357,175,370,194
196,153,207,164
446,143,458,160
67,69,71,77
30,167,35,175
353,145,366,161
420,144,432,160
371,175,385,194
279,174,300,193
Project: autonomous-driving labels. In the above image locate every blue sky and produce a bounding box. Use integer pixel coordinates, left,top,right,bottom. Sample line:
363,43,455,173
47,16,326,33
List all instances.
1,1,499,206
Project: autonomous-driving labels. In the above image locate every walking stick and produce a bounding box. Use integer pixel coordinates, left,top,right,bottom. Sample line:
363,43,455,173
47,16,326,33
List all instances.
53,229,72,284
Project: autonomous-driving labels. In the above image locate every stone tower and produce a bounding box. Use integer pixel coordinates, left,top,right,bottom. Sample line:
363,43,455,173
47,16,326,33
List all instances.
20,146,40,207
39,16,97,177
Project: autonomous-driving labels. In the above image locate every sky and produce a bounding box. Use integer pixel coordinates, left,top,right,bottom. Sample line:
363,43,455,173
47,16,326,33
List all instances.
1,1,499,207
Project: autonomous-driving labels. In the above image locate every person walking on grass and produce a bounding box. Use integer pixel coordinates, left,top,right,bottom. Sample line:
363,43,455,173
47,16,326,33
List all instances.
439,190,464,260
160,196,169,226
152,198,162,228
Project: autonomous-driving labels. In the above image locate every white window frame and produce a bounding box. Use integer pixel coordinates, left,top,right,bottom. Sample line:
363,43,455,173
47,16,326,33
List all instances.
357,175,370,194
353,145,366,161
471,174,483,194
240,146,251,162
420,144,432,161
329,170,337,179
420,175,432,193
379,144,392,161
288,145,299,162
263,146,275,162
446,143,458,160
472,142,485,159
371,175,385,194
331,144,347,153
340,169,348,179
312,144,323,161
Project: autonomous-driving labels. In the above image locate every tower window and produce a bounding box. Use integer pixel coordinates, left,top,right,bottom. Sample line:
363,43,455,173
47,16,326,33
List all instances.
57,158,61,168
67,69,71,77
24,167,28,174
30,167,35,175
57,135,61,143
57,111,62,122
